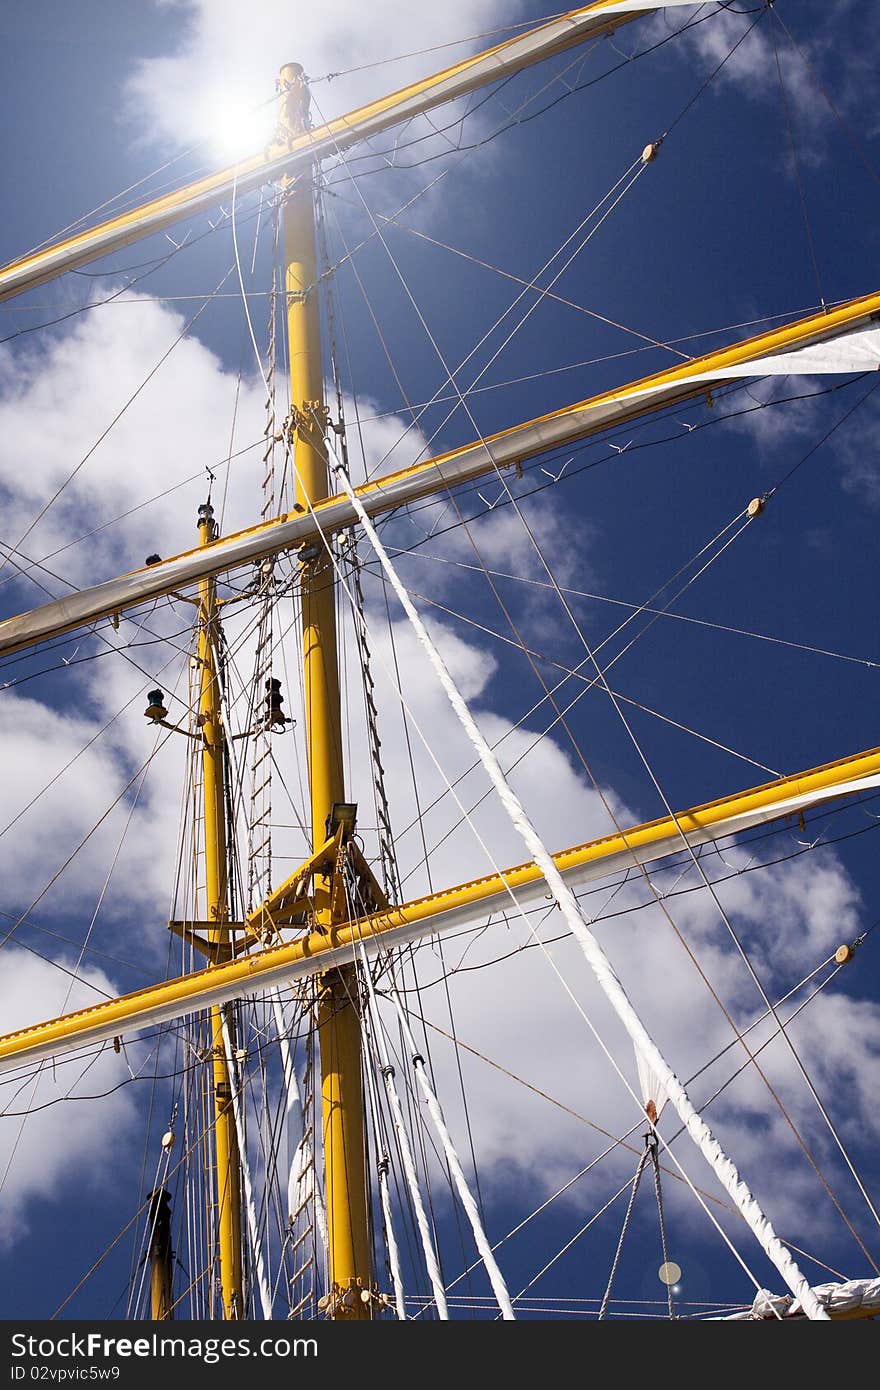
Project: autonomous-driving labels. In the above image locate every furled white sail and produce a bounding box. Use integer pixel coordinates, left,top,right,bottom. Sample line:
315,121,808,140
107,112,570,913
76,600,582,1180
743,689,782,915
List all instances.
709,322,880,378
721,1276,880,1320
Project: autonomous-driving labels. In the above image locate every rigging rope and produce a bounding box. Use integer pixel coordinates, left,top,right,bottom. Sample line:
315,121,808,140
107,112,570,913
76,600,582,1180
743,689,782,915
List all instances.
391,512,752,886
322,428,829,1320
387,989,515,1320
345,542,401,902
770,21,826,311
598,1148,649,1320
384,545,880,672
220,1016,274,1318
358,945,448,1319
361,1018,407,1319
650,1135,676,1320
397,580,780,776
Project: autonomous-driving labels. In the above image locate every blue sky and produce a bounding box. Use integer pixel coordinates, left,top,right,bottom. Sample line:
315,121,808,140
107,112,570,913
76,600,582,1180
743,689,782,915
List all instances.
0,0,879,1322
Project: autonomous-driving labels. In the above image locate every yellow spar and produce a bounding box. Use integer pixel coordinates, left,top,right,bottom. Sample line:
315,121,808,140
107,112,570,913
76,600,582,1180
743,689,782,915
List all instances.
0,3,687,303
2,744,877,1075
1,284,878,659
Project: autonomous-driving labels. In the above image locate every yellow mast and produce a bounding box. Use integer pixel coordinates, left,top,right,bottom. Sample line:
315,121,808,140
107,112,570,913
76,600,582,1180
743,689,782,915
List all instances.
197,503,244,1318
280,63,373,1318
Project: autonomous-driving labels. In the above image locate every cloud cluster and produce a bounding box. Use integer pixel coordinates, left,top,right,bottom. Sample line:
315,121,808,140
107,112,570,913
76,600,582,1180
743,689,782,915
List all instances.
0,949,139,1252
832,392,880,508
124,0,515,157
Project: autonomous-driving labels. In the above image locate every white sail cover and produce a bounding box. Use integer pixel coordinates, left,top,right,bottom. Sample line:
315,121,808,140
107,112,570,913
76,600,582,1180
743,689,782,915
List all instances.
709,322,880,378
635,1043,669,1122
721,1276,880,1320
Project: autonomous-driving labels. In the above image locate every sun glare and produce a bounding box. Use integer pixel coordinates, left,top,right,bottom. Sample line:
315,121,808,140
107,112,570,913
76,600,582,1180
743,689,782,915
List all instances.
208,97,276,163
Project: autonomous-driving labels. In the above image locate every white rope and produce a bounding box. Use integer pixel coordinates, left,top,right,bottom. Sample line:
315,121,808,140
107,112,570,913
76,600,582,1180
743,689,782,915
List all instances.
360,1009,407,1320
329,443,830,1322
388,991,516,1320
270,990,328,1253
220,1015,274,1319
358,947,448,1319
378,1153,407,1319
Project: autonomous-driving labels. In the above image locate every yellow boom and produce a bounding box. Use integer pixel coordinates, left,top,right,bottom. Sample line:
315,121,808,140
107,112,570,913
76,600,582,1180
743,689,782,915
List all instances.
1,744,876,1075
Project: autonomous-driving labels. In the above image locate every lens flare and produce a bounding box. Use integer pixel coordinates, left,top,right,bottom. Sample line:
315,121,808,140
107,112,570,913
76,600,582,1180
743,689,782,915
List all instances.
206,97,275,162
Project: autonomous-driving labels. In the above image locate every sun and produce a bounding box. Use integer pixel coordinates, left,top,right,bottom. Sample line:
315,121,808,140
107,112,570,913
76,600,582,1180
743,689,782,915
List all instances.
205,94,276,163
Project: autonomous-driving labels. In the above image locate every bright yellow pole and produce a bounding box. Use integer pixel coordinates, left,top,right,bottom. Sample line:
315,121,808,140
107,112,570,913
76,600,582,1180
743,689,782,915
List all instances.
281,63,373,1317
198,504,244,1318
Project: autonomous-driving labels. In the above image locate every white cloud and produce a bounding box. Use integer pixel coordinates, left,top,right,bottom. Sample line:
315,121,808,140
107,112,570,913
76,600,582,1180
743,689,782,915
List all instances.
832,393,880,508
0,687,166,916
0,290,267,590
0,949,139,1250
124,1,516,158
643,3,839,143
720,376,825,452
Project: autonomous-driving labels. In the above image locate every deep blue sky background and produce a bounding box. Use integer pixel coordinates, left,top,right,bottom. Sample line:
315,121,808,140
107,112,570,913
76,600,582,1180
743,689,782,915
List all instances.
0,0,879,1322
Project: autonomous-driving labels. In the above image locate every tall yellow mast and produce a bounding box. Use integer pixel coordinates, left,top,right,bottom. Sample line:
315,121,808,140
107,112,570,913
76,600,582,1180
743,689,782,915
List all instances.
280,63,373,1317
197,503,244,1318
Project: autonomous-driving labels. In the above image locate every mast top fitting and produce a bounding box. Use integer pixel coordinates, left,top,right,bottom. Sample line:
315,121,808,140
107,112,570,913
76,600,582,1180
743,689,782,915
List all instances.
279,61,310,141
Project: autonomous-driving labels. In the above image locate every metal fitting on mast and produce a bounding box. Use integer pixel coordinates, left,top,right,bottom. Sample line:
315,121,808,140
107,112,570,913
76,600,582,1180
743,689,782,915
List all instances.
278,62,310,143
